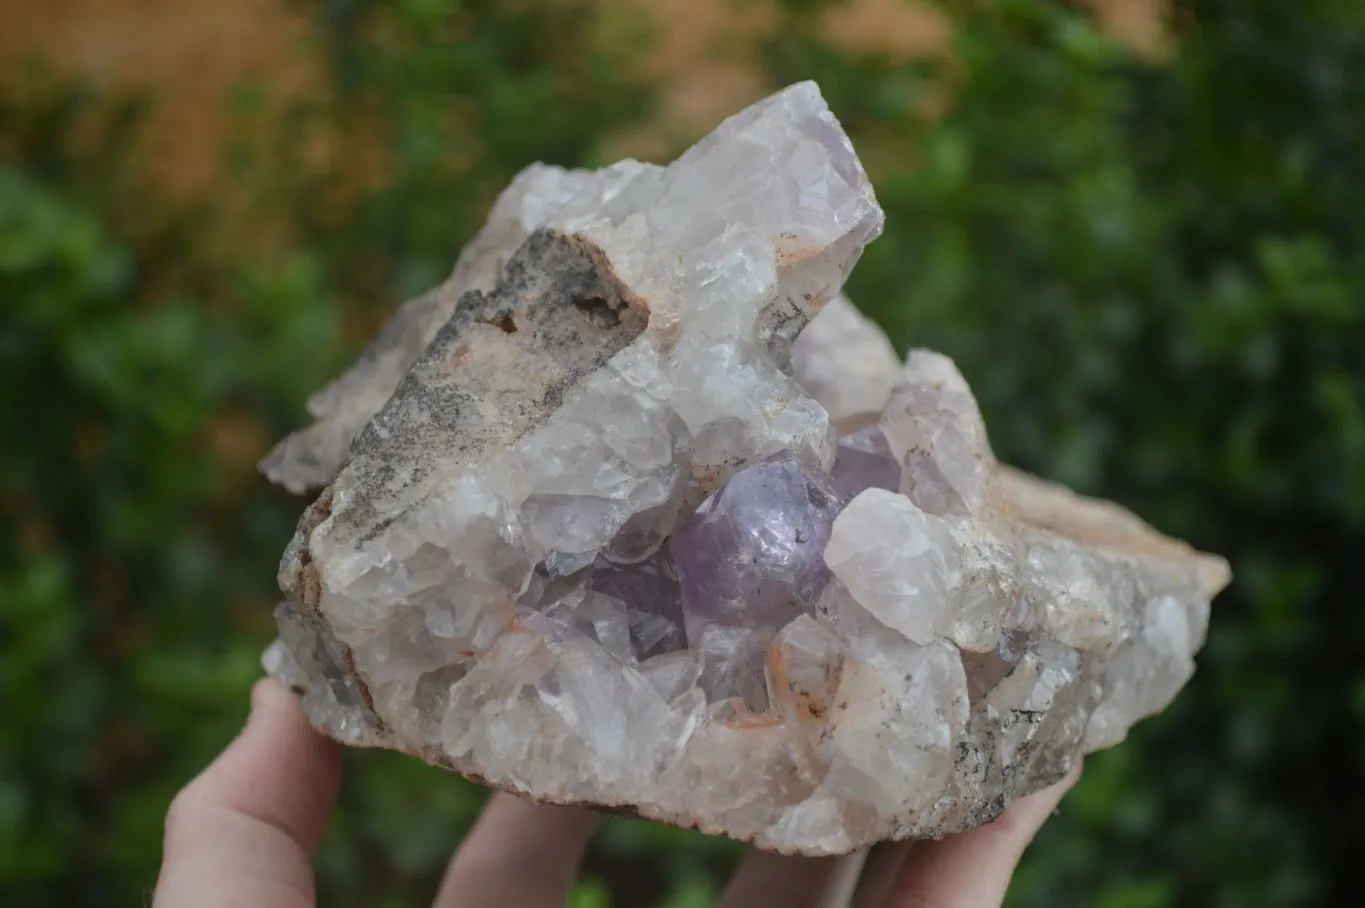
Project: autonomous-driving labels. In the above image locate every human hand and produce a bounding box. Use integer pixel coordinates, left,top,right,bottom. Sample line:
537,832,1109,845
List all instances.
154,678,1079,908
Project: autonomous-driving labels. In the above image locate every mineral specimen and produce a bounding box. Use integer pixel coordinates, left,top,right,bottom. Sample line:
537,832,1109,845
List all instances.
261,82,1231,855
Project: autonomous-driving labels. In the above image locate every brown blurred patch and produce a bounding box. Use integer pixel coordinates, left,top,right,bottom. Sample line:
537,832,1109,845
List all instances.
0,0,321,199
16,517,55,558
205,412,271,470
1087,0,1172,59
0,0,1169,199
822,0,951,62
612,0,949,158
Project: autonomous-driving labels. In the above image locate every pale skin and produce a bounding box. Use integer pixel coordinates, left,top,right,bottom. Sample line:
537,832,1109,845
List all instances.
154,678,1081,908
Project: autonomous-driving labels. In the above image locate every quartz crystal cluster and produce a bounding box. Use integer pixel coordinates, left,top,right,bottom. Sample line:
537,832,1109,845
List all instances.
260,82,1231,854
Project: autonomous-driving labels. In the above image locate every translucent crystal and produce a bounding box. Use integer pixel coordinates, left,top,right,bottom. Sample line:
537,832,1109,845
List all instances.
829,425,900,502
790,294,901,422
670,450,844,642
765,615,846,734
823,488,963,645
566,82,883,355
694,624,770,711
263,82,1230,857
588,554,687,659
503,356,693,564
881,350,994,518
820,637,969,816
1082,594,1199,750
266,602,384,747
639,649,705,703
668,335,836,485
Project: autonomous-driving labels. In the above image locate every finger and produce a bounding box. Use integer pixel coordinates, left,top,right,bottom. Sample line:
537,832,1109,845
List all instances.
885,762,1082,908
850,842,911,908
433,792,599,908
716,848,869,908
155,678,342,908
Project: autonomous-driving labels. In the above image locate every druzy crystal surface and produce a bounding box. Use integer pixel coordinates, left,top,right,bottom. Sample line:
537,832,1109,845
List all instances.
261,82,1231,854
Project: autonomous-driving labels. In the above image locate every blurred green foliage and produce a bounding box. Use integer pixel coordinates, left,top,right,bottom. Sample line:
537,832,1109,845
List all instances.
2,0,1363,905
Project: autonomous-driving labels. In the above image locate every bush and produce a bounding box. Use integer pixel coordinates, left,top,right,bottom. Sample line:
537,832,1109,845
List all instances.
769,3,1365,904
2,1,1362,905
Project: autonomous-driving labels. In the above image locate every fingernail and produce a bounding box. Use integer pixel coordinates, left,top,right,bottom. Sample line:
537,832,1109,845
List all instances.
246,677,280,728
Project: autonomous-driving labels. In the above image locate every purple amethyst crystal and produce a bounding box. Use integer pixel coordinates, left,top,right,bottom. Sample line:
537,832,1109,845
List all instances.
588,555,687,659
830,426,900,502
669,450,845,644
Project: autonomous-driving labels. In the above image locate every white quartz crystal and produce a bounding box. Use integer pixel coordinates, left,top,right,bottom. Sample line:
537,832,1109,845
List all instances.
790,294,901,423
823,489,963,646
262,82,1231,855
881,349,996,519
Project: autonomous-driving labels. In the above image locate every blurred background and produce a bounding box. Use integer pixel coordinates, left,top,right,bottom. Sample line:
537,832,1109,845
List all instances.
2,0,1362,905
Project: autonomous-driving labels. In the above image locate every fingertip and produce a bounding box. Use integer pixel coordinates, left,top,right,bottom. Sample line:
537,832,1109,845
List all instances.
243,677,340,765
250,676,277,714
249,677,307,727
155,677,343,908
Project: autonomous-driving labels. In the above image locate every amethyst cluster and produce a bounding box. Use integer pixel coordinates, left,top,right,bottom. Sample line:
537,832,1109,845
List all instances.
261,82,1231,856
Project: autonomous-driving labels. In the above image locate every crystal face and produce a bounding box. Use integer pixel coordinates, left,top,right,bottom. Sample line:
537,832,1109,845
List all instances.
830,425,900,501
262,82,1231,856
670,450,845,645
